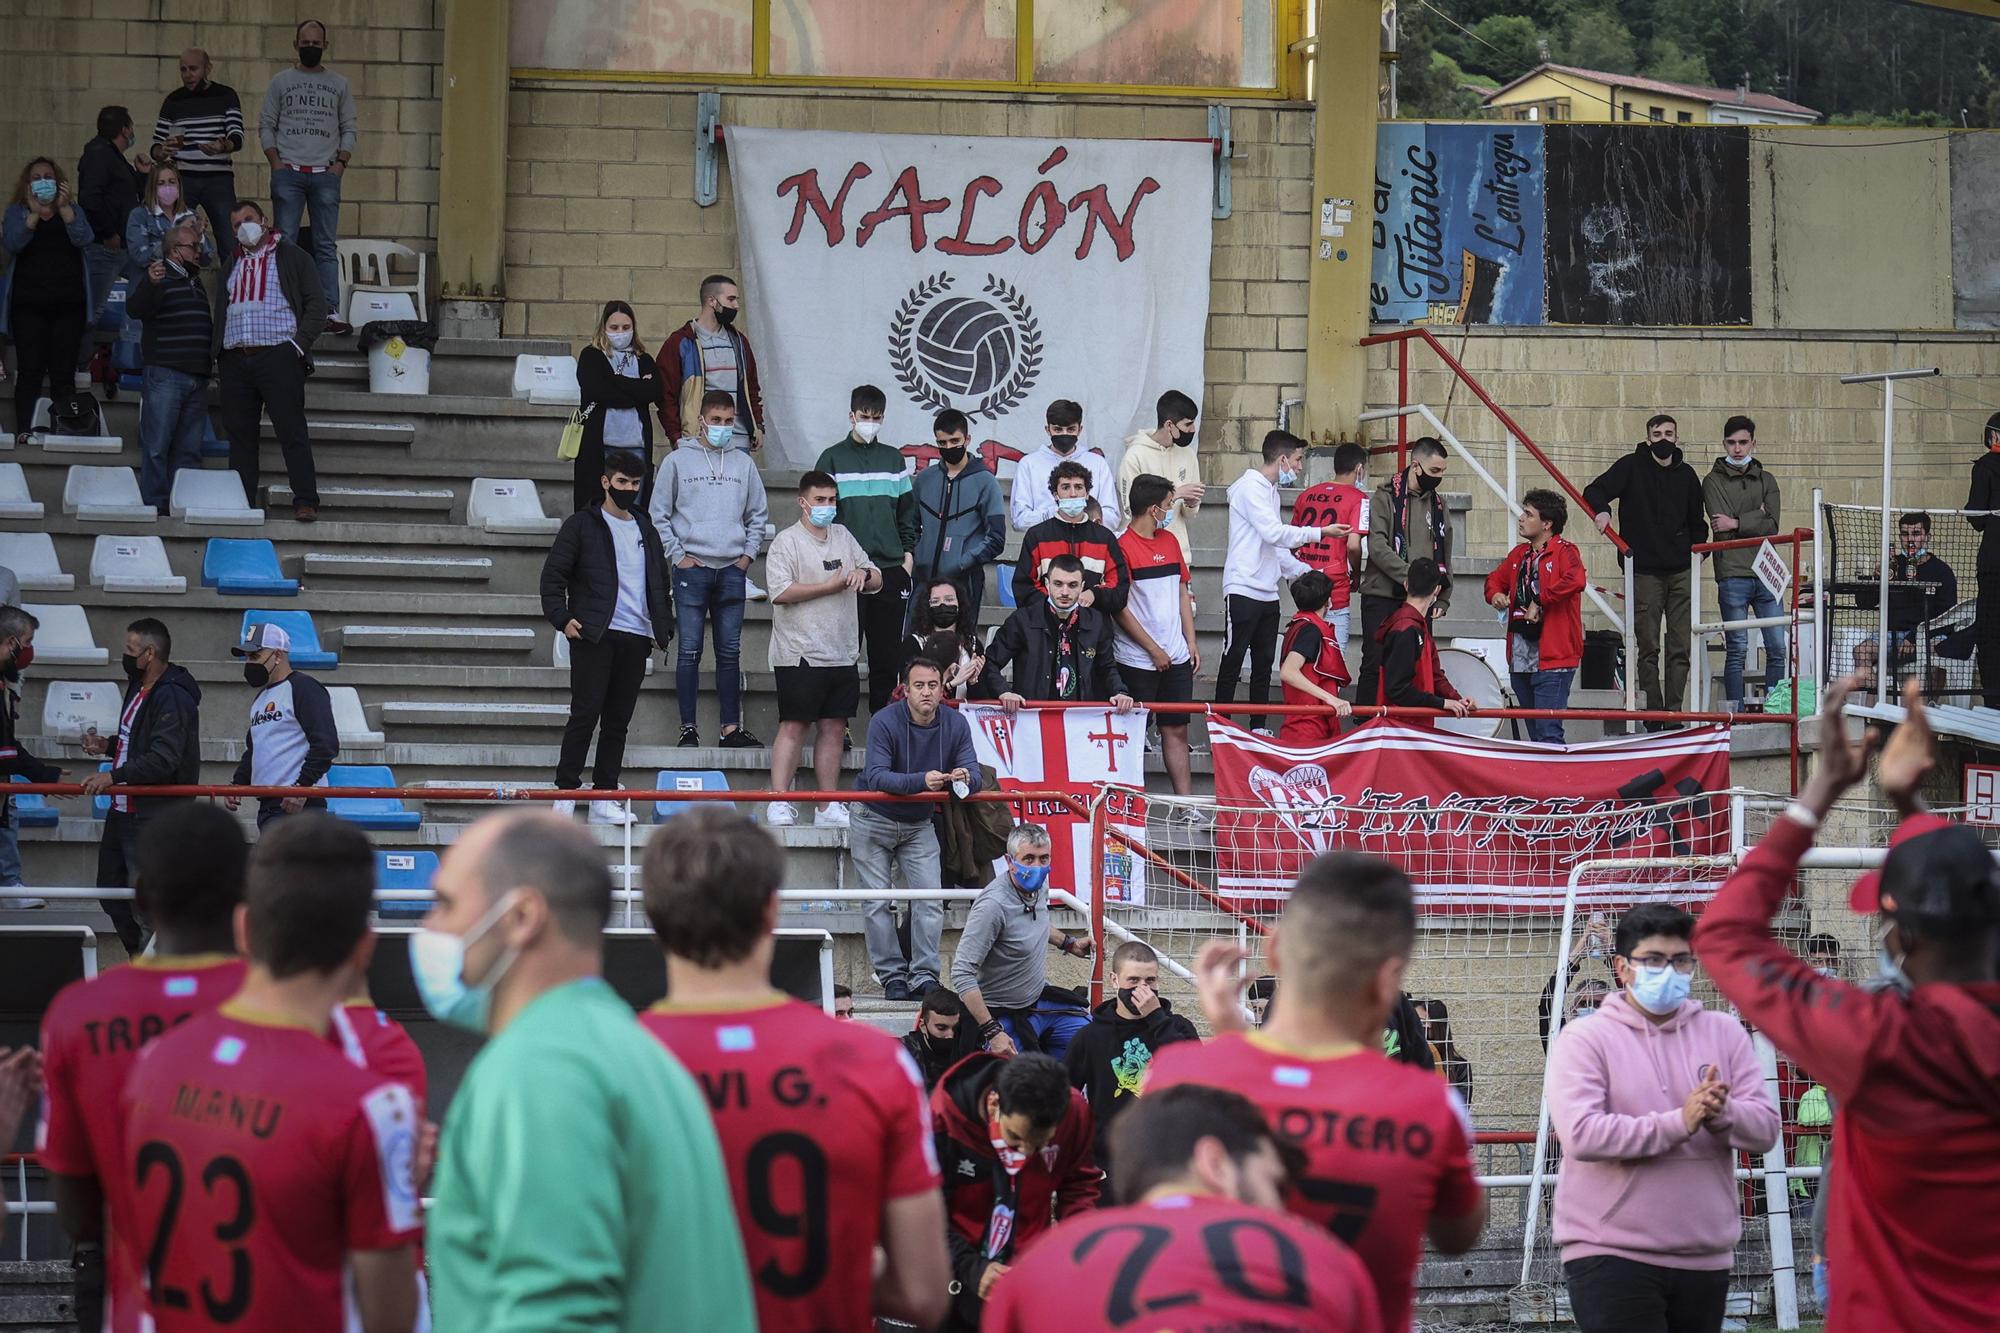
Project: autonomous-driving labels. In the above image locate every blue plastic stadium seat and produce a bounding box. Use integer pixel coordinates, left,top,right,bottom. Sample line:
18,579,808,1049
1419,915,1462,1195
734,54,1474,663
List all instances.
374,849,439,920
8,775,60,829
201,415,227,459
325,764,421,831
92,761,111,820
651,770,733,822
240,610,337,670
204,540,299,596
118,373,144,393
998,571,1017,609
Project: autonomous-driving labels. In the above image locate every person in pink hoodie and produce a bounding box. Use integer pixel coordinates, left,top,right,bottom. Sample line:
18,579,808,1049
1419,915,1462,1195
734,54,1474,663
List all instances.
1545,902,1780,1333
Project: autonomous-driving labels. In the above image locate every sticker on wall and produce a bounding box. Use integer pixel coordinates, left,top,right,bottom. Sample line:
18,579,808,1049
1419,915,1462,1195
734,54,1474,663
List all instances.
1370,123,1546,326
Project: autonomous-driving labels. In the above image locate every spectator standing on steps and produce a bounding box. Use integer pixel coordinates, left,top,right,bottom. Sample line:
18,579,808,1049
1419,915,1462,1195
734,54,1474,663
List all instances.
1292,440,1371,644
75,106,147,341
911,408,1006,629
1012,399,1120,531
1961,411,2000,708
1485,489,1587,743
0,607,62,909
261,20,356,334
1217,429,1338,734
978,556,1136,713
79,618,201,953
215,198,326,521
1357,435,1452,707
148,49,243,260
572,300,662,514
1702,417,1786,712
4,158,94,445
652,389,768,749
1585,414,1707,715
765,472,878,829
1275,570,1353,746
1012,460,1131,613
855,656,982,1001
1113,389,1205,564
816,384,919,714
225,621,338,831
658,274,763,451
1115,474,1199,796
541,451,674,827
1376,557,1473,720
950,823,1096,1060
126,222,214,512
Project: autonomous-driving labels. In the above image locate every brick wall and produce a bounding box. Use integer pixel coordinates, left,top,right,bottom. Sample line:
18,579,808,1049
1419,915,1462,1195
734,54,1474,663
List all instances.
0,0,440,253
502,84,1312,458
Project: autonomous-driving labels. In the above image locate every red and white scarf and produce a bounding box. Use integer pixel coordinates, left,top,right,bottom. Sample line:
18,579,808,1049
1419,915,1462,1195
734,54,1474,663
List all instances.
228,232,283,304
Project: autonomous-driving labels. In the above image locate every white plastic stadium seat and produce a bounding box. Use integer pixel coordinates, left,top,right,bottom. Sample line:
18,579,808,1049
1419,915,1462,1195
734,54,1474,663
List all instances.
512,354,581,406
61,467,156,524
168,470,265,526
19,604,108,665
41,680,121,741
337,239,427,323
468,478,559,535
89,536,187,594
0,464,43,519
0,533,73,591
327,686,385,747
29,397,121,453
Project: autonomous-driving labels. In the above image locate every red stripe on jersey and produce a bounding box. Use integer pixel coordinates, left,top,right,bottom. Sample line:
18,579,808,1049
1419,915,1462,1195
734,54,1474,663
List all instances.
641,996,939,1333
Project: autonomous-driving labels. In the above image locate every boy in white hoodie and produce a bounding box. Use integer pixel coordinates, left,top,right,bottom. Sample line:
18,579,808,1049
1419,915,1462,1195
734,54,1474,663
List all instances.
1114,388,1205,563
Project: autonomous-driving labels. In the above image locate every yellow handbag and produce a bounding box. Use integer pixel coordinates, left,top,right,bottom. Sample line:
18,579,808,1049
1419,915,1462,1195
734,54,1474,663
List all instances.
556,403,594,460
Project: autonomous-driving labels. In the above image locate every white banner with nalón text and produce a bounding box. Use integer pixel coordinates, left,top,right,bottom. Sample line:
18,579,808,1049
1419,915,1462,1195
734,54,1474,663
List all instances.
727,127,1213,468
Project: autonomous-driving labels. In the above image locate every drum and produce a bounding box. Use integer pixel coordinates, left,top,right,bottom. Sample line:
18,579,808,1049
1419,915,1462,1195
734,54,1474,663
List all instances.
1436,645,1508,740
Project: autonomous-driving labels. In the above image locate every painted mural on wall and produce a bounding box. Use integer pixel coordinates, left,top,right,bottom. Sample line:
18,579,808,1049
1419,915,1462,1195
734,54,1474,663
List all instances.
1542,125,1752,326
1370,123,1547,326
1950,133,2000,330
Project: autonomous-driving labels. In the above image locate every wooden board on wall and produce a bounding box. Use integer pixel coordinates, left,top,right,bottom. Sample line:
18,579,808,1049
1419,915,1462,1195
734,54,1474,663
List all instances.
1543,125,1752,326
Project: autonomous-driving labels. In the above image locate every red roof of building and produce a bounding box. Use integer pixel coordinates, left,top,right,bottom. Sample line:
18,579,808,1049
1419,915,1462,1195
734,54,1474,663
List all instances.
1483,63,1820,119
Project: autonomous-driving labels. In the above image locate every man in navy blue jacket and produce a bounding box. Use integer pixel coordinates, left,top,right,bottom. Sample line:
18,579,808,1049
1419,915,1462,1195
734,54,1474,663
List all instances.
856,655,981,1000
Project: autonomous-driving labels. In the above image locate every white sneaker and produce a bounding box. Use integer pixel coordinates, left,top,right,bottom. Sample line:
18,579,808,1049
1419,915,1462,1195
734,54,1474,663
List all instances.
745,577,768,601
1251,727,1276,738
550,797,576,818
1172,805,1211,826
766,800,798,827
0,896,47,909
588,800,636,826
814,802,850,828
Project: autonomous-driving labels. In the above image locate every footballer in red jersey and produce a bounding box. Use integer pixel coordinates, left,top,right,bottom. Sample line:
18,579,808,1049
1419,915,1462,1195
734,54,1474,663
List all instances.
38,804,248,1333
118,816,422,1333
637,808,949,1333
1146,852,1485,1333
987,1084,1381,1333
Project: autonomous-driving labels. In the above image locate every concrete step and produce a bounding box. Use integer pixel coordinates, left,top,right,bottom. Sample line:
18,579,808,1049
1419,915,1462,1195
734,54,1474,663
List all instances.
336,623,539,653
377,700,570,727
301,551,493,583
270,483,455,513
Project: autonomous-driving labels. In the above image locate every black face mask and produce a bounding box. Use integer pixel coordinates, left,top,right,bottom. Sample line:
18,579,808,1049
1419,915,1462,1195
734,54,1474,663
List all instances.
298,45,324,67
714,304,738,328
243,662,270,688
1650,440,1676,461
1172,426,1195,447
1049,432,1079,453
606,485,641,513
925,1034,956,1061
1116,985,1144,1014
121,652,144,682
1416,471,1441,494
937,445,967,466
927,603,960,628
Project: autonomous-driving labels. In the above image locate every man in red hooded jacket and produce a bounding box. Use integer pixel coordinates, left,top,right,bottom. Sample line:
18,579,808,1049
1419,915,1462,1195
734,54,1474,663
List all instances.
1376,557,1472,721
931,1050,1101,1330
1695,677,2000,1332
1485,488,1587,743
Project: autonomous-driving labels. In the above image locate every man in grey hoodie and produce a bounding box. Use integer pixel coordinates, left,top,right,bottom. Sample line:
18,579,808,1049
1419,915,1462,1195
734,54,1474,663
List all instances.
652,389,769,748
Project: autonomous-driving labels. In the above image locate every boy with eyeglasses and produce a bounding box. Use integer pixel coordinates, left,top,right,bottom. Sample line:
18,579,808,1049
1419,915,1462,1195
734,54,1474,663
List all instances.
1544,903,1779,1333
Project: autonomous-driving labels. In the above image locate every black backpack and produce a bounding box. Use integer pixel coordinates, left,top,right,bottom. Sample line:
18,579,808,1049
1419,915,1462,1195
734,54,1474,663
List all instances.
47,392,103,437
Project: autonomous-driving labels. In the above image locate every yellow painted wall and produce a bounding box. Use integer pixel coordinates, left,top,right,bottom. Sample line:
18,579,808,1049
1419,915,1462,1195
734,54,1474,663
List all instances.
1751,129,1954,330
1488,72,1709,124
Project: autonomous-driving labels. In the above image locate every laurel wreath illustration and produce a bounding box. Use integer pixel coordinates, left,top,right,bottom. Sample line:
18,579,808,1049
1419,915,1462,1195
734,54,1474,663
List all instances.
887,272,1044,421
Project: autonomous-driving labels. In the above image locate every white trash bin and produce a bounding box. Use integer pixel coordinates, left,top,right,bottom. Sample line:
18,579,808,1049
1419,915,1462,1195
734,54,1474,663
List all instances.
368,336,432,394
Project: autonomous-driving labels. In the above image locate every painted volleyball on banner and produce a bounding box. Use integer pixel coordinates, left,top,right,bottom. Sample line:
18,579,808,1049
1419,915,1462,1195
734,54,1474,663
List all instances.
914,295,1018,397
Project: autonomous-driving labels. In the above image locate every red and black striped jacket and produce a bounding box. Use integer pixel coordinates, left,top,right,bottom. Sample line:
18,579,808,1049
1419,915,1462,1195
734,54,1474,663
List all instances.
1011,516,1131,615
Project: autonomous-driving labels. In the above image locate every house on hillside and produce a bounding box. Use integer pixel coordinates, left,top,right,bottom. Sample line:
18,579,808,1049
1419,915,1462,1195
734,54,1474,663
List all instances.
1482,63,1819,126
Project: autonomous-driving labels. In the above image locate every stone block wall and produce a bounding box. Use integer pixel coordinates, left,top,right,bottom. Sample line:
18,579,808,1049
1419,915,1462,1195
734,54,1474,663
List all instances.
502,84,1313,457
0,0,441,256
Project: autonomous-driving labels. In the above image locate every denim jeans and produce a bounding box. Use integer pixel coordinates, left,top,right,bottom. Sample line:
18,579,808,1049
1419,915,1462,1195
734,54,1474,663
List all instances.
673,562,747,729
271,167,343,315
0,811,21,885
138,364,210,510
1510,667,1575,743
850,804,943,989
1716,575,1787,705
81,241,124,364
996,1002,1092,1062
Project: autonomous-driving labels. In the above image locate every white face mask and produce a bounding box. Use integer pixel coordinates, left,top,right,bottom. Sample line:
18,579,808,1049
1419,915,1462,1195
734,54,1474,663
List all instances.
409,891,522,1033
1626,962,1693,1015
852,419,882,443
235,220,264,248
1723,453,1753,469
607,329,634,351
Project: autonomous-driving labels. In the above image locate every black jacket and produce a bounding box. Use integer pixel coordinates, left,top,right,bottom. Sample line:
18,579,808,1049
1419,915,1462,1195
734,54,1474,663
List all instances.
1583,443,1708,575
126,263,216,377
1966,451,2000,574
899,1027,967,1091
572,345,662,513
1064,996,1199,1168
110,664,202,817
0,676,60,823
76,135,141,244
541,506,674,648
975,602,1126,701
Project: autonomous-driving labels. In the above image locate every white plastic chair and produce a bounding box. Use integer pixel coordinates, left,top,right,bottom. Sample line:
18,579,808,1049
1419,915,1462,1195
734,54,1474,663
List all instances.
62,467,156,523
19,603,107,665
468,478,558,535
337,240,427,324
0,463,42,519
327,685,385,747
41,681,121,741
89,536,186,594
0,533,72,591
512,355,581,406
168,470,264,526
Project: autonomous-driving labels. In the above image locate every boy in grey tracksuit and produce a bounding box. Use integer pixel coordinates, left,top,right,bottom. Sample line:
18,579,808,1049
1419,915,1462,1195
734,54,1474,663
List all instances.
650,424,770,746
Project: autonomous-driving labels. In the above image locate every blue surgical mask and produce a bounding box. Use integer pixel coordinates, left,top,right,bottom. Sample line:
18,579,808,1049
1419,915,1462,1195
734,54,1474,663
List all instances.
1156,507,1175,530
808,504,837,529
409,892,521,1033
703,422,733,449
1723,453,1753,469
1056,497,1089,519
1626,962,1692,1015
1009,859,1050,892
1277,468,1299,487
29,178,57,204
1572,1006,1597,1019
